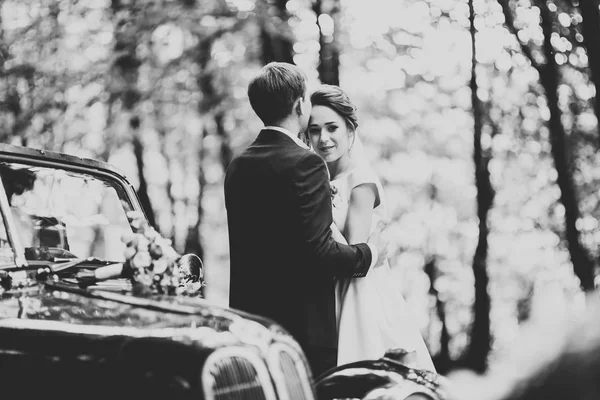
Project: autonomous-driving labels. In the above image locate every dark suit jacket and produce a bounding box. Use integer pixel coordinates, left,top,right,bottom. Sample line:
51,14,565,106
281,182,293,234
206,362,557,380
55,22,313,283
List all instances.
224,129,372,351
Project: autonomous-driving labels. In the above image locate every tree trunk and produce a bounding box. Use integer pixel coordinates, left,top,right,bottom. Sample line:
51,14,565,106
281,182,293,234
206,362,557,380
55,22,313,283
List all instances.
260,0,295,64
214,111,233,170
578,0,600,143
499,0,596,291
110,0,141,111
465,0,492,373
156,110,177,241
536,0,595,291
0,14,8,144
111,0,157,229
184,126,208,262
98,94,118,162
131,117,157,229
183,34,222,262
0,9,22,145
313,0,341,85
424,257,451,374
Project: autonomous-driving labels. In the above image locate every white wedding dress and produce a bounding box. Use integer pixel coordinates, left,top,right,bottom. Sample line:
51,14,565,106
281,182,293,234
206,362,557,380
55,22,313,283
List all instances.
331,165,436,371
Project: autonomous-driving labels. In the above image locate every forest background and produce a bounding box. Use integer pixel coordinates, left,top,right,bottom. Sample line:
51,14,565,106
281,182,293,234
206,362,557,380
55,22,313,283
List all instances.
2,0,600,374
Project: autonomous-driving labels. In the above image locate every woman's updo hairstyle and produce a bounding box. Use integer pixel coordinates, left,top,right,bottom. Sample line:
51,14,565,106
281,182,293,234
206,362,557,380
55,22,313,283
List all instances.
310,84,359,132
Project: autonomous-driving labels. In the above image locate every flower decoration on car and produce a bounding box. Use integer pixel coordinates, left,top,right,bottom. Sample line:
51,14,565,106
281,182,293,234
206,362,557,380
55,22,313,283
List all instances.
122,211,205,297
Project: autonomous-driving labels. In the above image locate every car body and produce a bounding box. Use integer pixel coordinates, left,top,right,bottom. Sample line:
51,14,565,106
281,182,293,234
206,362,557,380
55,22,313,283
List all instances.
0,144,315,400
315,353,453,400
0,144,452,400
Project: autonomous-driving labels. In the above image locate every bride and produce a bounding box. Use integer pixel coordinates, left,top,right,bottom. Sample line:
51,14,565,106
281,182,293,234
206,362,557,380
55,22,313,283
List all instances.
307,84,436,371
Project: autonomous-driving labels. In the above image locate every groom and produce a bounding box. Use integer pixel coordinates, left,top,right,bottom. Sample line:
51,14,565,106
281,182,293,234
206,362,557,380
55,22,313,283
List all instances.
224,62,388,377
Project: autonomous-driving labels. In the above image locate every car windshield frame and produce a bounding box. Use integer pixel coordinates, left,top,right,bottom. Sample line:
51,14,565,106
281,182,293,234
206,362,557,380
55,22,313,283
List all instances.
0,145,145,269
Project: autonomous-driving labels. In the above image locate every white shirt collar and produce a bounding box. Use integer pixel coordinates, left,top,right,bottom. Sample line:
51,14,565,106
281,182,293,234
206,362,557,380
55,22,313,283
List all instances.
263,126,310,150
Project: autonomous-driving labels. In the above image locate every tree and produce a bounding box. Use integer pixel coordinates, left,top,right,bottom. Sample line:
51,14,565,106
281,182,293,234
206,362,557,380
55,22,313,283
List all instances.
109,0,157,229
537,0,595,291
313,0,341,85
0,1,67,147
425,256,452,372
499,0,595,291
182,7,245,259
0,10,17,144
184,126,208,262
465,0,493,373
260,0,295,64
577,0,600,142
130,116,158,229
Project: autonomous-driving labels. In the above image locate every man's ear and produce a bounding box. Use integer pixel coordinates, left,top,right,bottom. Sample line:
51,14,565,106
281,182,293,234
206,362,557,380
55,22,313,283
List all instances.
295,97,304,117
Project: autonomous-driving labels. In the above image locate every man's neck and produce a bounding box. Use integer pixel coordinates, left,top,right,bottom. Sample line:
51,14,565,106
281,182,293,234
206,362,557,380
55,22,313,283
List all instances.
268,119,302,136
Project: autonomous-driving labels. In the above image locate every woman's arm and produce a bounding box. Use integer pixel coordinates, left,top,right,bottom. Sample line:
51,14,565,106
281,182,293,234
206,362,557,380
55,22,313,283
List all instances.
343,183,378,244
293,152,372,278
330,222,348,244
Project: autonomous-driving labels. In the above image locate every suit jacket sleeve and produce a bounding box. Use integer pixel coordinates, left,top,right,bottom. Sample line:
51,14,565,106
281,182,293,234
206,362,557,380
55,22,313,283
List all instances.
294,151,372,278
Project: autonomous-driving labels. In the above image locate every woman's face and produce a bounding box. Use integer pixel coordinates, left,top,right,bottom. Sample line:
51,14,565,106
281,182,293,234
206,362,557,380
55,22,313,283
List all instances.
308,105,353,163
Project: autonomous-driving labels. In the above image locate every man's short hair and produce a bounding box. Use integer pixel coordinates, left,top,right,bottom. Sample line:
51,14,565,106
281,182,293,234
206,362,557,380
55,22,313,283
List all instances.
247,62,307,125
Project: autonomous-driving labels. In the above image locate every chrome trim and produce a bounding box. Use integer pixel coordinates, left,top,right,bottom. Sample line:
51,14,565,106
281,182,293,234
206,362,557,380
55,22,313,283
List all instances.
0,317,201,338
323,367,404,383
268,342,314,400
363,382,437,400
0,348,29,356
202,346,278,400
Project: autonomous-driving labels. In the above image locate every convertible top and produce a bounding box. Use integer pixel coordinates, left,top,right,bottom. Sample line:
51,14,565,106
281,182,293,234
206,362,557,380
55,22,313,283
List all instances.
0,144,129,182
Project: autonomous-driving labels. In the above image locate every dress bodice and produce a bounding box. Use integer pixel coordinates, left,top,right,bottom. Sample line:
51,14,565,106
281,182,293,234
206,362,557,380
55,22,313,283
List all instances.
330,166,387,236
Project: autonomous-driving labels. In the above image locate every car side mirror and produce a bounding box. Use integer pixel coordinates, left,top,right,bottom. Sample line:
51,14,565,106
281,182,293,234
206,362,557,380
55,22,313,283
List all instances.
178,253,204,282
177,253,204,297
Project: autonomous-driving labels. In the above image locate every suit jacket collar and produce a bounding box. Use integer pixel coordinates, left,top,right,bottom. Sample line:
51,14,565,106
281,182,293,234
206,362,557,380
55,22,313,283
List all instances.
258,127,310,150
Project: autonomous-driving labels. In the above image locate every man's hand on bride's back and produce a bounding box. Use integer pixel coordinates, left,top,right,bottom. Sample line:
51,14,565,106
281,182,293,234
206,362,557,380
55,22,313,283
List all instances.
367,220,390,267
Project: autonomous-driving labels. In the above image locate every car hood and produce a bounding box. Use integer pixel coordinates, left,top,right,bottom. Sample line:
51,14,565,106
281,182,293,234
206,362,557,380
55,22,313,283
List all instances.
0,279,286,351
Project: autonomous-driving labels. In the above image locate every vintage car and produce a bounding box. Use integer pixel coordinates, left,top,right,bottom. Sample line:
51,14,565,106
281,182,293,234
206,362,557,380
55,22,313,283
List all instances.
0,144,452,400
0,144,315,400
